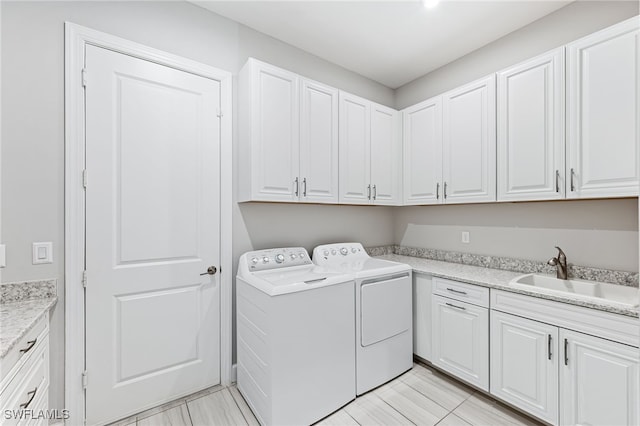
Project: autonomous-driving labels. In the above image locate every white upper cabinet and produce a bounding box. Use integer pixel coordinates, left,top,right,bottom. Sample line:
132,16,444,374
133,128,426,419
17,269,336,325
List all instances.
442,75,497,204
402,97,443,205
300,78,339,203
566,17,640,198
339,91,401,205
239,59,338,203
497,48,565,202
560,329,639,426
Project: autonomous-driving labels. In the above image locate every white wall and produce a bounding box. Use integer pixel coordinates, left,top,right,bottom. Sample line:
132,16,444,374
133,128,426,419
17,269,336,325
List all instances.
1,0,395,412
395,1,640,109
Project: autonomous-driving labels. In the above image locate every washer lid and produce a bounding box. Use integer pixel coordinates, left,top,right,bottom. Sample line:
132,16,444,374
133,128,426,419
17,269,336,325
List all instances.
248,265,353,296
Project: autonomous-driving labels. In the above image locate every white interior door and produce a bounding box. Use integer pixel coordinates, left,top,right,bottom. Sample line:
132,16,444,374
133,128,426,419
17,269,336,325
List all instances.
85,45,221,425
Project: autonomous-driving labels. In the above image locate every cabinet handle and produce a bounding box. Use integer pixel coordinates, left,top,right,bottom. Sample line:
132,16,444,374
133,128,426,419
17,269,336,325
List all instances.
294,177,299,197
446,287,467,295
367,184,371,200
303,178,307,197
570,168,575,192
564,338,569,365
19,387,38,409
436,182,440,200
548,335,552,360
444,182,448,199
19,339,37,354
555,170,560,193
445,302,466,311
373,185,377,200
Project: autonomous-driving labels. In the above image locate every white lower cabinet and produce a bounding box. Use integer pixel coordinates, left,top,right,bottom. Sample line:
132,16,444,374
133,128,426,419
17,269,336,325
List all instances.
412,273,432,361
490,311,559,424
432,294,489,391
560,329,639,426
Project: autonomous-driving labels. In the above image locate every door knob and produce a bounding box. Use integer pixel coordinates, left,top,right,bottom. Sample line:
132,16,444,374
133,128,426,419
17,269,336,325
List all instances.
200,266,217,276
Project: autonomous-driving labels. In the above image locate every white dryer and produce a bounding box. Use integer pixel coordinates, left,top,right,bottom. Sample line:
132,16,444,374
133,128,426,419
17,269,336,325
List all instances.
236,247,355,426
313,243,413,395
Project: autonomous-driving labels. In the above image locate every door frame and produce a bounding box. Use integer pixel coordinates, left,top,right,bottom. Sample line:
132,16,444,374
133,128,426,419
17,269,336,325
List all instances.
64,22,233,424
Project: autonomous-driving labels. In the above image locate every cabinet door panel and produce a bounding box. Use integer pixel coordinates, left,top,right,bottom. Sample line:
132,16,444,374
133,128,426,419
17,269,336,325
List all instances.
432,294,489,391
490,311,559,425
371,103,401,205
560,329,639,426
443,75,496,204
300,79,339,203
339,92,371,204
402,97,443,205
567,18,640,198
413,273,432,361
250,62,300,201
497,48,565,201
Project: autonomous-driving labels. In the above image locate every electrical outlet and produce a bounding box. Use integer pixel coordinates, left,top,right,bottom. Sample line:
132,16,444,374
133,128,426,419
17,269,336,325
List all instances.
461,231,470,244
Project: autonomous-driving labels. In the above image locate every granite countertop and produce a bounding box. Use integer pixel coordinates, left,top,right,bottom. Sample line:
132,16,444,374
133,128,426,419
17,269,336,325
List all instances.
376,254,640,318
0,280,57,359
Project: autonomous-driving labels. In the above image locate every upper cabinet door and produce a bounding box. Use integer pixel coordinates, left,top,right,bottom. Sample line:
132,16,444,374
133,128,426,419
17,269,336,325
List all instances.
497,48,565,202
567,18,640,198
370,103,401,205
240,59,300,202
402,97,443,205
442,75,497,204
339,92,371,204
299,78,339,203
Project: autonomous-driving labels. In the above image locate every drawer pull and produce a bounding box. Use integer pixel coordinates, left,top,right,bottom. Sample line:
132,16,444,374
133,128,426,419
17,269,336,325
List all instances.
19,387,38,409
446,287,467,295
445,302,466,311
19,339,37,354
564,338,569,365
547,334,552,360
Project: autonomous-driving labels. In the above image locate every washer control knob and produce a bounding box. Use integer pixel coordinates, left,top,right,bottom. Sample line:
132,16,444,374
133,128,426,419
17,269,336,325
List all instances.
331,249,337,255
275,254,285,264
323,250,329,257
340,247,348,256
298,252,305,258
290,253,297,260
251,257,259,264
351,247,357,253
262,256,270,264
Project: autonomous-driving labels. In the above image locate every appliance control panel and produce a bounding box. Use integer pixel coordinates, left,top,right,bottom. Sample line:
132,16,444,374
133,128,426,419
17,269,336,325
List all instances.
245,247,312,272
312,242,369,264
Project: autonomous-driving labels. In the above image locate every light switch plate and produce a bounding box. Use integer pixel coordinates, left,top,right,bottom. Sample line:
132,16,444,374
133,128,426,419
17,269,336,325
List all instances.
33,242,53,264
461,231,470,244
0,245,5,268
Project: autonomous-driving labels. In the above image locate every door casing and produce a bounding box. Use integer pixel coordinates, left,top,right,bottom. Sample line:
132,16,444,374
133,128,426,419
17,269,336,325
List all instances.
64,22,233,425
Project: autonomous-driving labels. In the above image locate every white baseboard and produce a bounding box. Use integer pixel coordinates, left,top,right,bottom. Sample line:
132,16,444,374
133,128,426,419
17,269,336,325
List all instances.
231,363,237,383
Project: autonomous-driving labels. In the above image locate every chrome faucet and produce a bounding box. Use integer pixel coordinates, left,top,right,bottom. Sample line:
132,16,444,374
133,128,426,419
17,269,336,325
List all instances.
548,246,568,280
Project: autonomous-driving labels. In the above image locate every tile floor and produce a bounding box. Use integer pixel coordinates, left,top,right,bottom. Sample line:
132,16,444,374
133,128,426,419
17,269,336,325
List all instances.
109,363,543,426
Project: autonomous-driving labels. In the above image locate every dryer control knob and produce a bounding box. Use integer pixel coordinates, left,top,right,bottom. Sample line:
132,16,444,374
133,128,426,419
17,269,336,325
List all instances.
262,257,270,264
251,257,259,264
290,253,297,260
323,250,329,257
275,254,285,264
331,249,337,255
351,247,357,253
340,247,348,256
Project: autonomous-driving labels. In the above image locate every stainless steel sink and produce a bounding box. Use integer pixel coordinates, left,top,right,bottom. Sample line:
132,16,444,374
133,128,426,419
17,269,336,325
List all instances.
509,274,639,307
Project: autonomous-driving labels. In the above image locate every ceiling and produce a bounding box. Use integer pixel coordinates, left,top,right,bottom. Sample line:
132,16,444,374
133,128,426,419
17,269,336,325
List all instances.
192,0,573,88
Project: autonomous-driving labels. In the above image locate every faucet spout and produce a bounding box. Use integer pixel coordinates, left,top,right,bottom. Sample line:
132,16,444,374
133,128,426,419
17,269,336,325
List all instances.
549,246,568,279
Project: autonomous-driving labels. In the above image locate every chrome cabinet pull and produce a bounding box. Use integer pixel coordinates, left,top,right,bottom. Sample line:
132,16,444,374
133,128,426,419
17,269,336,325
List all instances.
564,338,569,365
555,170,560,193
20,388,37,409
373,185,377,200
436,182,440,200
303,178,307,197
19,339,37,354
294,177,299,197
548,335,552,360
446,287,467,295
367,184,371,200
445,302,466,311
200,266,217,276
570,168,576,192
444,182,448,199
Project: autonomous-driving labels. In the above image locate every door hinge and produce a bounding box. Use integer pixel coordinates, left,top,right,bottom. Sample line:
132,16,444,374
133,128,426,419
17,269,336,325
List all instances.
82,270,87,288
216,109,223,118
82,371,88,389
82,169,88,189
81,68,87,88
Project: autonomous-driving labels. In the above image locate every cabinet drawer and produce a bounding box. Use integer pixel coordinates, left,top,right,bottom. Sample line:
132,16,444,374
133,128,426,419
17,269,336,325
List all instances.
1,315,48,383
433,277,489,307
0,335,49,426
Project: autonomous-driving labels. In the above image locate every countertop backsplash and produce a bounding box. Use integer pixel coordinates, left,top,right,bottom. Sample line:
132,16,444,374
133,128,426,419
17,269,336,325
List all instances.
365,245,639,287
0,279,57,304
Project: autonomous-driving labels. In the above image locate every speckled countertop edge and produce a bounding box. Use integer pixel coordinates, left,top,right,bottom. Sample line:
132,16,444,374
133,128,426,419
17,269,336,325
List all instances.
376,254,639,318
0,297,57,359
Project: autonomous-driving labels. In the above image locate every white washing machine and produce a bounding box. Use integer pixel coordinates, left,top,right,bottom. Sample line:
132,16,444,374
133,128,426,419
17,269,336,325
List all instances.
236,247,355,426
313,243,413,395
